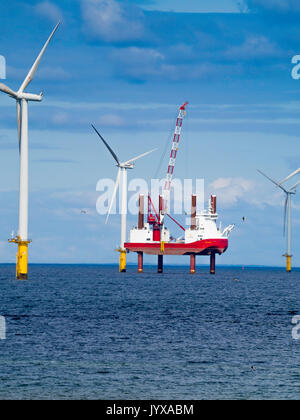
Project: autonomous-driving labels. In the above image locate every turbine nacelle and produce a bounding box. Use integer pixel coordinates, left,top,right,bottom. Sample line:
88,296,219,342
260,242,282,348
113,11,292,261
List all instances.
119,163,134,170
18,92,43,102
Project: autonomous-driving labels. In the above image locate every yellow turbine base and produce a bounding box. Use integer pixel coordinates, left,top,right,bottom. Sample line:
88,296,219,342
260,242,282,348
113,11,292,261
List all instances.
286,255,292,273
17,242,29,280
119,251,127,273
9,238,30,280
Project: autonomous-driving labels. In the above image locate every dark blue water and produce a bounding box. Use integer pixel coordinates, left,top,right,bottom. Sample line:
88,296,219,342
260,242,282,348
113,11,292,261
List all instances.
0,264,300,400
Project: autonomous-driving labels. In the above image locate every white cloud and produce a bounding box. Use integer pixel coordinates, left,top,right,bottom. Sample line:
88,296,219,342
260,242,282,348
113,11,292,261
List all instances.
98,114,126,127
52,112,70,125
106,26,280,81
36,66,71,81
210,177,255,206
34,1,63,23
224,36,282,60
7,65,71,82
209,176,292,209
109,47,242,81
110,46,164,78
81,0,145,42
51,190,98,208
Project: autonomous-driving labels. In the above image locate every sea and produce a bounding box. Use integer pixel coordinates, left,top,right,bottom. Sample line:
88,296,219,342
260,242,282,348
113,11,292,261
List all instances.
0,264,300,400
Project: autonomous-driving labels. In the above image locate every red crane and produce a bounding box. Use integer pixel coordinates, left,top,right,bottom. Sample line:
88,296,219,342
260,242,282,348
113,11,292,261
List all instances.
162,102,188,212
147,102,188,231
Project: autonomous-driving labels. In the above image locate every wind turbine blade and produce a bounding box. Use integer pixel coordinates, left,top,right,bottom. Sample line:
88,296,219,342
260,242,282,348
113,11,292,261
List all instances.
0,83,18,98
279,168,300,185
122,148,157,166
18,22,60,93
290,180,300,191
257,169,288,193
91,124,120,166
283,195,288,236
106,168,121,224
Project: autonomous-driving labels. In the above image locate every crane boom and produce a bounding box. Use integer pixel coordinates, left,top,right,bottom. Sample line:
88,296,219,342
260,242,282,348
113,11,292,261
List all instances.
162,102,188,212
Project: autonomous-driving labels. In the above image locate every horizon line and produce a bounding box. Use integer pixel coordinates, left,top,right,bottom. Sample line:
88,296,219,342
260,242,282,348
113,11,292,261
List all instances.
0,263,298,269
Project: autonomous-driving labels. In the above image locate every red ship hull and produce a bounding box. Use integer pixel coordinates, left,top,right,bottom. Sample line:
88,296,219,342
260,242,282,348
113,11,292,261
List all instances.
125,238,228,256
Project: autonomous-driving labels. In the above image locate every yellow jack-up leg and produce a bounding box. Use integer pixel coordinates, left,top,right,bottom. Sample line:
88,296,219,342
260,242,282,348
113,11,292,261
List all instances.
119,250,127,273
9,238,30,280
286,255,292,273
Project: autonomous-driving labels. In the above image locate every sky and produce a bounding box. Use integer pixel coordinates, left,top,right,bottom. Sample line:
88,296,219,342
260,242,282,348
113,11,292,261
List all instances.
1,0,300,267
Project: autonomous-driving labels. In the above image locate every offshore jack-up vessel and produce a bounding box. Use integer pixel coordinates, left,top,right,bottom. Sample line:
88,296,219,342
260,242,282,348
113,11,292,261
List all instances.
125,103,234,274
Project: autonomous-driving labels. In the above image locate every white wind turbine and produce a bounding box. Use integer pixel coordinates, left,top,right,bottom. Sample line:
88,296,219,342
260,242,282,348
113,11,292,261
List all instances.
0,22,60,279
92,125,155,272
258,168,300,272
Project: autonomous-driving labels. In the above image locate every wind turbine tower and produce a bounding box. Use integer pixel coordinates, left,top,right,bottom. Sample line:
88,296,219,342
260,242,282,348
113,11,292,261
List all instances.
92,125,155,272
0,23,60,279
258,168,300,272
